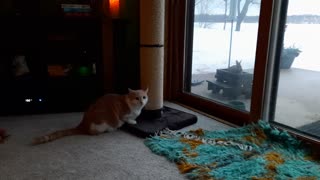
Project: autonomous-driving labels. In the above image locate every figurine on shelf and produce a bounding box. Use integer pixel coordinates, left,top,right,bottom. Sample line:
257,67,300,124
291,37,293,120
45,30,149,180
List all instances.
12,55,30,77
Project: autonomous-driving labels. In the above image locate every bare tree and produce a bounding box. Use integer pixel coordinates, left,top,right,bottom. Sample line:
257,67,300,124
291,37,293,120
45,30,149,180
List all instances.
195,0,204,6
224,0,228,30
195,0,260,30
195,0,214,28
235,0,260,31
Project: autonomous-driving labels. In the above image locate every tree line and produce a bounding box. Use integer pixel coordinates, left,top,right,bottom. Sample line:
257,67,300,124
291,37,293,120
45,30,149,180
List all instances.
195,14,320,24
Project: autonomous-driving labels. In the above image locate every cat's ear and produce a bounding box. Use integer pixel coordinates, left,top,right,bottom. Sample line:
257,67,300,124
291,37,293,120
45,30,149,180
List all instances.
145,88,149,93
128,88,134,93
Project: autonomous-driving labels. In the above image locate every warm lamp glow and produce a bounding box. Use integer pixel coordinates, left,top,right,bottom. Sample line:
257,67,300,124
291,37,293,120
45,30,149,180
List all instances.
109,0,120,18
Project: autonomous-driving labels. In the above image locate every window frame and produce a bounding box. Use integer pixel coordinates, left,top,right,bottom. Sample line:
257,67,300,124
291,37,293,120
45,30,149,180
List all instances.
164,0,320,150
263,0,320,147
168,0,274,126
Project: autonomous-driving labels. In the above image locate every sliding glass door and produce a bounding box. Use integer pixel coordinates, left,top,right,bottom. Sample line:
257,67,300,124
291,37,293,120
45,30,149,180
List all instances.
167,0,319,142
177,0,273,125
267,0,320,140
166,0,319,143
188,0,262,112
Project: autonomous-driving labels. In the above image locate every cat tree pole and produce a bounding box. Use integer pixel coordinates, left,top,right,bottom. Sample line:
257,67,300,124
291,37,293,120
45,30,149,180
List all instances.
140,0,164,116
124,0,197,137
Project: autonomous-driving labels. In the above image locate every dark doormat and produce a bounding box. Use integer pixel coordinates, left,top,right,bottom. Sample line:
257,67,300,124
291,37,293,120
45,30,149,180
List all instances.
121,106,198,138
298,120,320,137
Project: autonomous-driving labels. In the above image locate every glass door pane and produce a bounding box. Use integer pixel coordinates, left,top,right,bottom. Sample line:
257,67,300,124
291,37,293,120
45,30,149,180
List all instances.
188,0,261,112
271,0,320,139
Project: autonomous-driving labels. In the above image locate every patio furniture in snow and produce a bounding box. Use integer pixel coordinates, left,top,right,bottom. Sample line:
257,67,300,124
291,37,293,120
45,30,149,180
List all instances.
207,68,253,99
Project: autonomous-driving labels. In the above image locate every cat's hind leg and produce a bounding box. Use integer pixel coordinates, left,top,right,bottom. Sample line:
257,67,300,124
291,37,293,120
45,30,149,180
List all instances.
126,119,137,125
89,122,115,135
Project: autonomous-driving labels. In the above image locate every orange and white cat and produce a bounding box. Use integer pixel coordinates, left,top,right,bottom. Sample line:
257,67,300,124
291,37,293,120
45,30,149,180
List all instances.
32,88,148,145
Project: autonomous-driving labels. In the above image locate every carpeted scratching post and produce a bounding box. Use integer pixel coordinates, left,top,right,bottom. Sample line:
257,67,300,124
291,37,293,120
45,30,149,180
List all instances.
123,0,197,138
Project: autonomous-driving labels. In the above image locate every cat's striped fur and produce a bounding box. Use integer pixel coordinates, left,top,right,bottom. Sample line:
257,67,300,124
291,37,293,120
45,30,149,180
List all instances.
32,88,148,145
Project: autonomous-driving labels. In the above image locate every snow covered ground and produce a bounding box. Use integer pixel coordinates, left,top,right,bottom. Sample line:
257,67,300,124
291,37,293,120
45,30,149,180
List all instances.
192,23,320,74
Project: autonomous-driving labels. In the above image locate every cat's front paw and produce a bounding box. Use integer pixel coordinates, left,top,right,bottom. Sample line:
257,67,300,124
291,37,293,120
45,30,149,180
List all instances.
127,120,137,125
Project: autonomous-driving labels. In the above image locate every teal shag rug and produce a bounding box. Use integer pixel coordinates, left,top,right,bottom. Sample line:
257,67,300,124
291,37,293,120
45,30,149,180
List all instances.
144,121,320,180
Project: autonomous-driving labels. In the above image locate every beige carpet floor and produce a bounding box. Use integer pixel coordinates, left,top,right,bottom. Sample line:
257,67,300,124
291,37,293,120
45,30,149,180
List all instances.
0,102,231,180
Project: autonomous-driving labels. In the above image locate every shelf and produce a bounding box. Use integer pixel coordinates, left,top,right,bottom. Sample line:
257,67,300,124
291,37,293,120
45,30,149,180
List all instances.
0,0,104,115
0,0,101,19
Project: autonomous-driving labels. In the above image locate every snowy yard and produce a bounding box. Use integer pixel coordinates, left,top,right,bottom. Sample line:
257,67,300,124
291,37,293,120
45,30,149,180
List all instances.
192,23,320,74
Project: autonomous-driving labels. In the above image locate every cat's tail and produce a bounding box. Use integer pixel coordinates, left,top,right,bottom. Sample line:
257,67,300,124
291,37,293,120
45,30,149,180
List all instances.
31,128,82,145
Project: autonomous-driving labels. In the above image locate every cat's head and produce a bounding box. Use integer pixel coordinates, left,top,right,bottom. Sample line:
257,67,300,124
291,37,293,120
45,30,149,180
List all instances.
236,60,242,68
127,88,149,107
